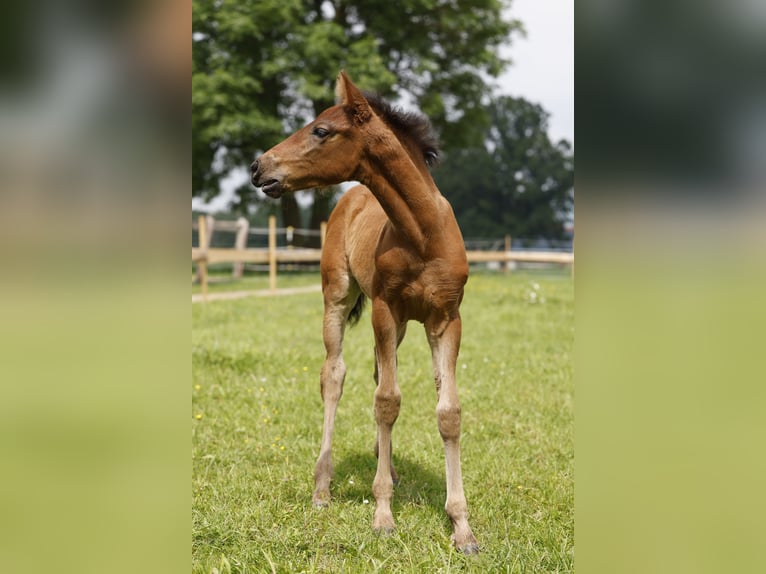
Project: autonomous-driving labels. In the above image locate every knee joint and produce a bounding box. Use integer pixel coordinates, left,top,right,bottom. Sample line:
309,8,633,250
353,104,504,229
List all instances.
320,359,345,401
437,404,462,440
374,388,401,425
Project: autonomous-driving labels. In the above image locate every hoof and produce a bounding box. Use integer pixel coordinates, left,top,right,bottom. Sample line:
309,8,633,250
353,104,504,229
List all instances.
458,542,480,555
373,525,395,536
312,491,331,508
452,533,479,555
372,511,396,535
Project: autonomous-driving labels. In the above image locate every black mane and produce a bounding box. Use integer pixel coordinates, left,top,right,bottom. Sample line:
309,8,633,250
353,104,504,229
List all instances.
363,92,441,167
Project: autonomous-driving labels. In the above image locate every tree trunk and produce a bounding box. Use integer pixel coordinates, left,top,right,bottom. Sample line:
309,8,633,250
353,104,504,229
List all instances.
309,187,338,248
280,194,304,247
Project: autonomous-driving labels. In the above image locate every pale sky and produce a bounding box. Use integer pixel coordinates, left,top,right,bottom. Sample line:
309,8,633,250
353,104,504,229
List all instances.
497,0,574,145
193,1,574,211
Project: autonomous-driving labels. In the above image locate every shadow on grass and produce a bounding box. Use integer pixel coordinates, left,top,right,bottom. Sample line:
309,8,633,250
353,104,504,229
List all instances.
333,450,448,517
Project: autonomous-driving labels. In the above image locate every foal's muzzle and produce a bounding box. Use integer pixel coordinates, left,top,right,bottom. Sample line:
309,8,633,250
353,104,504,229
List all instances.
250,158,283,198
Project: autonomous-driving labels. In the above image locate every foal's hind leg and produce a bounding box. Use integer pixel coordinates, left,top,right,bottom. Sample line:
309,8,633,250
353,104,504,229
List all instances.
427,314,479,554
312,285,359,507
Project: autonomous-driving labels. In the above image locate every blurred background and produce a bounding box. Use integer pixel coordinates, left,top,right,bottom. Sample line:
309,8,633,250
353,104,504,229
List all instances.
1,1,188,573
576,2,766,573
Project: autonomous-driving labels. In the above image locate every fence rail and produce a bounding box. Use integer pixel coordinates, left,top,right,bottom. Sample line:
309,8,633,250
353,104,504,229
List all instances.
192,215,573,300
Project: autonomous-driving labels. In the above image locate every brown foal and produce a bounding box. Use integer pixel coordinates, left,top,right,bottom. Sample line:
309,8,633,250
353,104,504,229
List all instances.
251,71,478,553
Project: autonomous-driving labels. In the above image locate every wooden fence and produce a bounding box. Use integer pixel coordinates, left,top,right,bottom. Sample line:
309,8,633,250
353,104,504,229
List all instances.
192,215,573,299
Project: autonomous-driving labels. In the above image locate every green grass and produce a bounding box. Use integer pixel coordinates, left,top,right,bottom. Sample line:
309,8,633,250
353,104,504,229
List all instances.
192,271,573,573
191,268,321,294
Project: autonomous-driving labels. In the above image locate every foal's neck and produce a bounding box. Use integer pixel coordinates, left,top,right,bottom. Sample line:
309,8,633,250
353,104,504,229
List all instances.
357,130,443,251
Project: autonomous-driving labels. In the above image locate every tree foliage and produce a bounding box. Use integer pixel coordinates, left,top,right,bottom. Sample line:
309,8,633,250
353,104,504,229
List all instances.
192,0,522,213
434,96,574,240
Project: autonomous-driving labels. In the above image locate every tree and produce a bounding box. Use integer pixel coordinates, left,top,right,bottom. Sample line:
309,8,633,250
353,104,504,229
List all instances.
192,0,522,237
433,96,574,240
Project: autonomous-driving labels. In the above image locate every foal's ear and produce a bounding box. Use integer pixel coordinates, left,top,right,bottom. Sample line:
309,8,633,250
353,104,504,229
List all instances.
336,70,372,126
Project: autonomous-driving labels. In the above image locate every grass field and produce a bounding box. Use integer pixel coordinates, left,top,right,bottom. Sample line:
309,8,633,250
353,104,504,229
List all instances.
192,270,573,573
191,268,322,295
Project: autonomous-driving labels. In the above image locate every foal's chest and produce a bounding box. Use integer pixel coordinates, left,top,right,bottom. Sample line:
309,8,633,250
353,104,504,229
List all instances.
375,249,466,321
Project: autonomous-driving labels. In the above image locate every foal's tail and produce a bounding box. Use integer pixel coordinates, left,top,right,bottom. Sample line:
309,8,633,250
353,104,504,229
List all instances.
347,293,367,326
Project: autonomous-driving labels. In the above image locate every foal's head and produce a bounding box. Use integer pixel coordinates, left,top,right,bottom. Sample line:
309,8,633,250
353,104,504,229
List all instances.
251,71,438,198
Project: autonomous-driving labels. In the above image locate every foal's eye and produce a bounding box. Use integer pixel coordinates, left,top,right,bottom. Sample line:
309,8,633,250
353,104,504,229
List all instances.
312,126,330,138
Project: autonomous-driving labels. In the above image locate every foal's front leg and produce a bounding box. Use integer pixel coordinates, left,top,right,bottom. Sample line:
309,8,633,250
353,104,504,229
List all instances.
371,299,402,533
373,321,407,485
428,315,479,554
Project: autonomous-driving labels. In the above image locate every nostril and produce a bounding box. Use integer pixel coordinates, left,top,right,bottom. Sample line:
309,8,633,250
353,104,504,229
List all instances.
250,159,259,174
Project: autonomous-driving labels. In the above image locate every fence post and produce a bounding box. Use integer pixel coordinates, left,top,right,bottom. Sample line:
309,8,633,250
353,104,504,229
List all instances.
232,217,249,279
504,234,512,274
195,215,215,284
320,221,327,249
204,215,215,247
268,215,277,293
198,215,209,301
